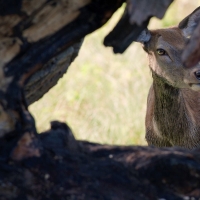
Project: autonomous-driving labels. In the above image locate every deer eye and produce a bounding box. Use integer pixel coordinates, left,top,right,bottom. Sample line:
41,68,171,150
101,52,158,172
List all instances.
156,49,166,56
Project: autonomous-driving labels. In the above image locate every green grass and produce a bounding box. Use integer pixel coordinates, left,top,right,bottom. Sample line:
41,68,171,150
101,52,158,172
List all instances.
29,1,200,145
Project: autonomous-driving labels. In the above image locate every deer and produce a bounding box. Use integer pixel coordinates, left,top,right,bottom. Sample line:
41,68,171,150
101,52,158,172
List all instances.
135,7,200,149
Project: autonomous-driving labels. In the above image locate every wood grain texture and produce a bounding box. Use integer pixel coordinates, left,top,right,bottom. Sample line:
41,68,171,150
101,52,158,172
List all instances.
25,40,83,105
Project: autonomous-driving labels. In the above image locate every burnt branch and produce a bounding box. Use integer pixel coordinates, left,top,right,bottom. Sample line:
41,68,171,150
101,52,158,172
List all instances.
104,8,150,53
104,0,173,53
127,0,173,25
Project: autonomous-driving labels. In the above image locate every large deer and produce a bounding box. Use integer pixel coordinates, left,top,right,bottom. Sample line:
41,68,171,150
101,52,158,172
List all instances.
135,7,200,149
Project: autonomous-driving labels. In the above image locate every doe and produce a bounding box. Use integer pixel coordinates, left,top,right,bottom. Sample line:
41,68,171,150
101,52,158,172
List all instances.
135,7,200,149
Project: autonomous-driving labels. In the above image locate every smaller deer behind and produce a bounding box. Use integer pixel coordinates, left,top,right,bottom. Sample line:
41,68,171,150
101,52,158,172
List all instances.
135,7,200,149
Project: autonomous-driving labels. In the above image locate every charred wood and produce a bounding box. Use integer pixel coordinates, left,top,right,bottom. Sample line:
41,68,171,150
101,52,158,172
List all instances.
0,0,125,160
25,40,83,105
0,121,200,199
104,0,173,53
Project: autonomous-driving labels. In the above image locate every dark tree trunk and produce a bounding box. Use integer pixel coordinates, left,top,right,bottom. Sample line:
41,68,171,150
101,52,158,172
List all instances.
0,0,126,161
25,40,83,105
1,121,200,200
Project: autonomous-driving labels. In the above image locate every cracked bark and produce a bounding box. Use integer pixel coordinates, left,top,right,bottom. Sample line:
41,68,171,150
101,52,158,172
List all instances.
0,0,125,160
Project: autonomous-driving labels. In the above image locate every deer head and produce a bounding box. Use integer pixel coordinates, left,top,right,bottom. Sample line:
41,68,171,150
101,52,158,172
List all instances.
136,7,200,91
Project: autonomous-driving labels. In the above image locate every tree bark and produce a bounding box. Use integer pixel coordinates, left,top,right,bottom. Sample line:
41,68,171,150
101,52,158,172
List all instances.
0,0,125,160
1,121,200,200
25,40,83,105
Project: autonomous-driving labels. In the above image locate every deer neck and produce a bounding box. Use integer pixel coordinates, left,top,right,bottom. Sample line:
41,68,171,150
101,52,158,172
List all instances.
152,72,188,137
152,73,180,110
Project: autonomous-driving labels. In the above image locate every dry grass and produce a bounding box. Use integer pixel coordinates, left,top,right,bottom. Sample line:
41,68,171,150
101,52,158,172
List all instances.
29,1,200,145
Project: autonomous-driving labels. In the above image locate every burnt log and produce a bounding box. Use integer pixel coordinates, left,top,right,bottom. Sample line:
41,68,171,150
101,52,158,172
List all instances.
0,121,200,199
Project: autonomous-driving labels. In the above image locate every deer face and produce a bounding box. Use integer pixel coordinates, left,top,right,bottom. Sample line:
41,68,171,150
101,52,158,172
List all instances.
136,7,200,91
146,28,200,91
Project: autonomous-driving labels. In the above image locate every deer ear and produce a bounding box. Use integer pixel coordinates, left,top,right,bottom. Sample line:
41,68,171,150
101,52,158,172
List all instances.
136,29,151,44
178,7,200,37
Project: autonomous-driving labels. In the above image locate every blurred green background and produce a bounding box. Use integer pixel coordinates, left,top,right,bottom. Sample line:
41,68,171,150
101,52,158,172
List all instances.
29,0,200,145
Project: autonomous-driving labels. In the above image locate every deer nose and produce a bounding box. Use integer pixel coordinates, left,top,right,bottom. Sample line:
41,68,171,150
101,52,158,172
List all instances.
194,71,200,80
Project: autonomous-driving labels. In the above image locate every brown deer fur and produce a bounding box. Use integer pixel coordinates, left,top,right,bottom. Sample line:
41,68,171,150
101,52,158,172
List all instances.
136,7,200,149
